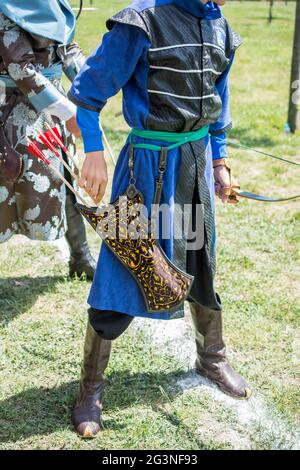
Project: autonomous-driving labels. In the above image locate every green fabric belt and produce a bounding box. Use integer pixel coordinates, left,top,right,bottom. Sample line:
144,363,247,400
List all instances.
130,126,210,151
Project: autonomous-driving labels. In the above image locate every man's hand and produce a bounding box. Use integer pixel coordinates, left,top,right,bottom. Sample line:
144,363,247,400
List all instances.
214,159,240,204
79,151,108,205
66,115,81,139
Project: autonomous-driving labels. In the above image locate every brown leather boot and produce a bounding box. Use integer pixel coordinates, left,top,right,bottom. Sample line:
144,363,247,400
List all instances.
65,193,96,281
190,303,252,399
72,322,112,438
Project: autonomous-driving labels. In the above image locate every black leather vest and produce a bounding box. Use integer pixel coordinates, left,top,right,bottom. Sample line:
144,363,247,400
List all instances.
108,3,241,133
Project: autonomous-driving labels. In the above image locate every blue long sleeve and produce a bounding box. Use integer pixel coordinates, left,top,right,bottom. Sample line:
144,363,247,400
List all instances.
77,107,103,152
209,54,234,160
210,132,227,160
70,23,150,152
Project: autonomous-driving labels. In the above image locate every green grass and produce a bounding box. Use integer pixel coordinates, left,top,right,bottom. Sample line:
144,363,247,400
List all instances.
0,1,299,450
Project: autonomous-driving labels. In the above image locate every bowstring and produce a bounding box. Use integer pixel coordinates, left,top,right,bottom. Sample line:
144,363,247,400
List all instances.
76,0,83,20
227,140,300,169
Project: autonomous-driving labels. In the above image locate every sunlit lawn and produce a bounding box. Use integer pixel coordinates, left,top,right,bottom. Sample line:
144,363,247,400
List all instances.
0,1,299,450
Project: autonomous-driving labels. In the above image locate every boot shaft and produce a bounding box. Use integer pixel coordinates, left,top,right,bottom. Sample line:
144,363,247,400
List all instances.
190,303,226,360
78,322,112,399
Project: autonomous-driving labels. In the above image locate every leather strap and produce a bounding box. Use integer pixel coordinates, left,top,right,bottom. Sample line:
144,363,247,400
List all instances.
213,158,240,204
128,143,169,213
213,158,228,169
153,146,168,206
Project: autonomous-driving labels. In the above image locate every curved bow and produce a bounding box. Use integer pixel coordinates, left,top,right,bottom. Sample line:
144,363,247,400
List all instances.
227,140,300,203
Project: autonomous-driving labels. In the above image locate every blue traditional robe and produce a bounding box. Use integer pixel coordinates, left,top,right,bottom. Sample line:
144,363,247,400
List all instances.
69,0,241,320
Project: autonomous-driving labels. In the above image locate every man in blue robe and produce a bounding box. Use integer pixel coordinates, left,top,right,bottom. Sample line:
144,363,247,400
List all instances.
69,0,251,439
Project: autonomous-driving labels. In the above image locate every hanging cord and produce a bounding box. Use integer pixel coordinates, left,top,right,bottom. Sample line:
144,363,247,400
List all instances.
76,0,83,20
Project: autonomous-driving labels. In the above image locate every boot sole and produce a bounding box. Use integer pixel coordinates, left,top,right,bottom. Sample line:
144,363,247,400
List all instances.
74,421,103,439
78,431,98,440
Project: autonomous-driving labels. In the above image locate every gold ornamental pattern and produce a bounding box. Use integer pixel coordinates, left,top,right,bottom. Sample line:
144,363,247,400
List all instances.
77,192,194,313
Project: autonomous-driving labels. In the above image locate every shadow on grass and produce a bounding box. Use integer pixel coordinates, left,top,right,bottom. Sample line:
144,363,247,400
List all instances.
0,369,207,449
0,276,66,326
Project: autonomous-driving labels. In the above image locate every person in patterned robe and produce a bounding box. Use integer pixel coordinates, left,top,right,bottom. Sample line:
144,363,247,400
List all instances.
69,0,252,439
0,0,96,279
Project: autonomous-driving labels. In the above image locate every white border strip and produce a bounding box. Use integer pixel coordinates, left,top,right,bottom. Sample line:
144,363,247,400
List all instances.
149,42,224,53
203,42,224,52
150,65,222,75
147,89,215,100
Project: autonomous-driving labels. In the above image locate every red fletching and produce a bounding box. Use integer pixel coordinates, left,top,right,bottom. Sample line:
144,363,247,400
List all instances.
38,131,61,158
45,124,68,153
27,140,50,165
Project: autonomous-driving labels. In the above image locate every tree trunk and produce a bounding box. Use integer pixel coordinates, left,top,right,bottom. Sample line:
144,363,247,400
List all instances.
268,0,274,23
288,0,300,133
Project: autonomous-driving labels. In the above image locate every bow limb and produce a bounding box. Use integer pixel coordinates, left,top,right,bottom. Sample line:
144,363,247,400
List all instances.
233,189,300,203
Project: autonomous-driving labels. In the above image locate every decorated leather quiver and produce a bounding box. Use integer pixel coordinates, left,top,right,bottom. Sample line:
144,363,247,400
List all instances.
77,145,194,313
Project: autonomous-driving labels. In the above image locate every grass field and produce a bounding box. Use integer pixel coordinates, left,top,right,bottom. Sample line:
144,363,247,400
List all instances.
0,1,299,450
